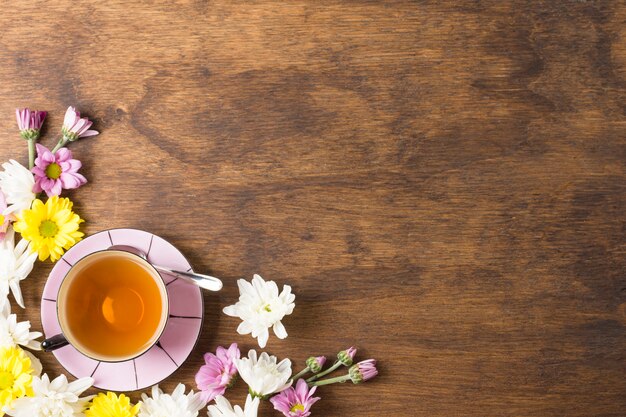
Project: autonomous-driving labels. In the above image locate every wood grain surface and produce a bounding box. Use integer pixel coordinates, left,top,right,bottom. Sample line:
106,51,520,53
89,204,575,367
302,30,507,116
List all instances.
0,1,625,416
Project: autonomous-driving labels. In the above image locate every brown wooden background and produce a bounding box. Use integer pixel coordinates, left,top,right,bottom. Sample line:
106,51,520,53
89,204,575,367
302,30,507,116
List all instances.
0,1,625,416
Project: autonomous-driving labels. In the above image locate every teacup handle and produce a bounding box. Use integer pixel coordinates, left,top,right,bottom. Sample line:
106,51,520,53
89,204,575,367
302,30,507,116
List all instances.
41,334,69,352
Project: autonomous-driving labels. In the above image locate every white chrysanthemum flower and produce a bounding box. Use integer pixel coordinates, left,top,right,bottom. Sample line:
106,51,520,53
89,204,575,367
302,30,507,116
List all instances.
0,160,35,217
138,383,204,417
0,228,37,308
207,395,259,417
223,274,295,348
4,373,93,417
235,350,291,398
0,296,42,350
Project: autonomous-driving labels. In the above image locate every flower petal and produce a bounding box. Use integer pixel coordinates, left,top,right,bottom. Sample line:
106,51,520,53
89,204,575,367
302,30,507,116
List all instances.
67,376,94,395
55,147,73,162
222,304,239,317
273,320,288,339
257,328,269,348
80,129,99,137
9,279,24,308
237,321,255,335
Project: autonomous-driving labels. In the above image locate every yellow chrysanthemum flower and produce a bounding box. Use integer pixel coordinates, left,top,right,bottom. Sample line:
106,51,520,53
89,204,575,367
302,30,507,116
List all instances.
0,346,35,416
85,392,140,417
13,196,84,262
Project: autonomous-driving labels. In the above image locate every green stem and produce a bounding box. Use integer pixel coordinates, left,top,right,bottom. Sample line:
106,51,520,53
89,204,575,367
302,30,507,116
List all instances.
27,139,36,169
307,360,341,382
248,388,271,400
291,367,310,381
309,374,351,387
51,137,67,153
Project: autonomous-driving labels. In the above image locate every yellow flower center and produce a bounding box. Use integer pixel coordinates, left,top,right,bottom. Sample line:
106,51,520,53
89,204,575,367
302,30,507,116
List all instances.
45,162,62,179
290,404,305,413
0,370,14,390
264,304,272,312
39,220,59,238
0,214,4,225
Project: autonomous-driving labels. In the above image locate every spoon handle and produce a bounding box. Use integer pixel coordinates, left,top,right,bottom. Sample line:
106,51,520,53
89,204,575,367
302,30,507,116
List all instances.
154,265,223,291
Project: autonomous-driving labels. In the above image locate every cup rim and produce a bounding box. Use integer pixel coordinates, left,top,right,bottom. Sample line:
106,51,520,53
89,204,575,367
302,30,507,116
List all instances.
56,249,170,363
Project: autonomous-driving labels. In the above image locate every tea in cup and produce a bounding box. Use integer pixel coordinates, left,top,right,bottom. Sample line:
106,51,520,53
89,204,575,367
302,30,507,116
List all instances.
42,250,169,362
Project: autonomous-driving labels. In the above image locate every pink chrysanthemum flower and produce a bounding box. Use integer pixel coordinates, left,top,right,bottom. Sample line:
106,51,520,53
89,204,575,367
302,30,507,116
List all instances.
270,379,320,417
195,342,240,403
32,144,87,197
349,359,378,384
0,191,14,240
15,108,46,140
61,106,99,142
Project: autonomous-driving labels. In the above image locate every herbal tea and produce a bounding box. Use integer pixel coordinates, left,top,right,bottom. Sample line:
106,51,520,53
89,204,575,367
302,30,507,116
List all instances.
61,253,165,360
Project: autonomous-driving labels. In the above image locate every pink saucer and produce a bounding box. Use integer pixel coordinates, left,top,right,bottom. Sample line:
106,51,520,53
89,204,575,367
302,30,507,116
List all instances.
41,228,204,391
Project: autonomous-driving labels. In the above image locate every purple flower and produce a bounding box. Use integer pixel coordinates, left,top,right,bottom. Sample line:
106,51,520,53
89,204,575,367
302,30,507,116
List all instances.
305,356,326,373
61,106,98,142
15,108,46,140
32,144,87,197
349,359,378,384
195,342,240,403
0,191,14,240
270,379,320,417
337,346,357,366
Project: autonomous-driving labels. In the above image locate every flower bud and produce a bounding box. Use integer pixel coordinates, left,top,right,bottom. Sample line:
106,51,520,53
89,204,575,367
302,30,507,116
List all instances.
306,356,327,373
349,359,377,384
16,108,46,140
337,346,357,366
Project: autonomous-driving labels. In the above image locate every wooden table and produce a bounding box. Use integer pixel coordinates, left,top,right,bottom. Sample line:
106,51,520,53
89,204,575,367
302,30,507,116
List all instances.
1,1,624,416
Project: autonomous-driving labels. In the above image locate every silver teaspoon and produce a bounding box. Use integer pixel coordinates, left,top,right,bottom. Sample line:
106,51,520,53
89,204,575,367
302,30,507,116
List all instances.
109,244,223,291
